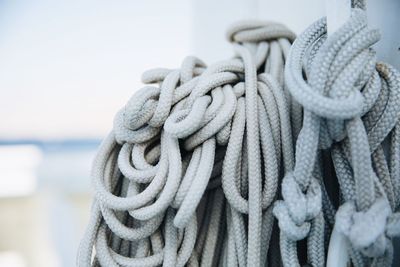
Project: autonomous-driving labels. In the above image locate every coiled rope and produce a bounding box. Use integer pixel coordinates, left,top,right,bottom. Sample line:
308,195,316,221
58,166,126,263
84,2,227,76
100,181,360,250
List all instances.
78,2,400,266
273,1,400,266
78,21,296,267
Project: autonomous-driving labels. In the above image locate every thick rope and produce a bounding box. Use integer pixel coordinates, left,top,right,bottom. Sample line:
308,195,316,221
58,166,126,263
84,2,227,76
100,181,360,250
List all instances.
275,6,400,267
78,4,400,266
78,21,295,267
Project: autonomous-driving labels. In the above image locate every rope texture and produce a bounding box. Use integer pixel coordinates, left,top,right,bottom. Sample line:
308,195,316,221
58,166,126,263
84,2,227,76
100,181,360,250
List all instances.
78,21,296,267
274,5,400,267
78,2,400,266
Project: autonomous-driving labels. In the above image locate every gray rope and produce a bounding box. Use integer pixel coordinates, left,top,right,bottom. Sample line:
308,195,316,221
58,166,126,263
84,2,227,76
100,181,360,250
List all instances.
77,4,400,266
274,7,400,267
78,21,295,267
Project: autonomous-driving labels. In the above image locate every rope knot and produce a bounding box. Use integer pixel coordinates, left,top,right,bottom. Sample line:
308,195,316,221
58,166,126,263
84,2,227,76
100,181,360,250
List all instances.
113,56,208,144
113,70,181,144
286,10,381,122
226,20,295,44
335,197,400,258
113,86,161,144
290,10,382,150
123,86,160,130
273,172,322,241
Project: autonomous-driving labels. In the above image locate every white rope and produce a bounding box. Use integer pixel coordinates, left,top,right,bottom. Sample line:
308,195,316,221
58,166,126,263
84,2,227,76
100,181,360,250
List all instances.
78,2,400,266
78,21,296,267
274,1,400,266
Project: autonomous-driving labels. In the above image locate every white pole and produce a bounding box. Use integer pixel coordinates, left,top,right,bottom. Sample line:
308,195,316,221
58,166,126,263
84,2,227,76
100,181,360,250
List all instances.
325,0,351,35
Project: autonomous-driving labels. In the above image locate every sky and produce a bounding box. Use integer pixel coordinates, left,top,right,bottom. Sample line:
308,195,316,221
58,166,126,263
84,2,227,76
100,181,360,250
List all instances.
0,0,397,140
0,0,325,140
0,0,193,139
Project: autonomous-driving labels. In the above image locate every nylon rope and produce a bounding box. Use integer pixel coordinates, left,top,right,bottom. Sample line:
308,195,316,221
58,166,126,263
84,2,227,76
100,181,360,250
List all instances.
77,21,296,267
77,2,400,266
273,1,400,266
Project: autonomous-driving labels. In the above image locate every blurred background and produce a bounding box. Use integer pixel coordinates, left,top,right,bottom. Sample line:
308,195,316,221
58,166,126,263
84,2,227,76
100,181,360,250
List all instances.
0,0,398,266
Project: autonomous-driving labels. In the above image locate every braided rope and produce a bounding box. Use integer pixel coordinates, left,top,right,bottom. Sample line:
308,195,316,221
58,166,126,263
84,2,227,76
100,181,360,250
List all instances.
275,7,400,267
78,4,400,266
78,21,295,267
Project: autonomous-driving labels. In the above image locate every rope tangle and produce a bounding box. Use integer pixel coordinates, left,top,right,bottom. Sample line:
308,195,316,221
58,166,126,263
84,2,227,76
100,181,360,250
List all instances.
78,21,296,267
276,5,400,267
78,2,400,266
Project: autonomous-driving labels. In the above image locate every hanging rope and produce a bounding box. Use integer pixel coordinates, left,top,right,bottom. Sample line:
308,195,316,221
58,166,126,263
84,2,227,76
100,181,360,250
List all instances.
78,2,400,266
274,3,400,266
77,21,295,267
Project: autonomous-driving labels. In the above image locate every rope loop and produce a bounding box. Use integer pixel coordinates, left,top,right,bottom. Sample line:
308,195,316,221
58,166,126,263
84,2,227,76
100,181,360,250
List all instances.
273,7,400,267
114,56,207,144
287,9,380,124
80,20,297,267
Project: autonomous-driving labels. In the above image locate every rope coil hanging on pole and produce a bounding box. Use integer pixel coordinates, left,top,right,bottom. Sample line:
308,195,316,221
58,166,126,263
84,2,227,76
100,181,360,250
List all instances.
78,0,400,265
78,21,296,267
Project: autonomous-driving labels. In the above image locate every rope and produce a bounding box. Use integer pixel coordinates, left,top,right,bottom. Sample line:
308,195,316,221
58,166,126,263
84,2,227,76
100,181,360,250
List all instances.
77,21,296,267
275,5,400,267
78,2,400,266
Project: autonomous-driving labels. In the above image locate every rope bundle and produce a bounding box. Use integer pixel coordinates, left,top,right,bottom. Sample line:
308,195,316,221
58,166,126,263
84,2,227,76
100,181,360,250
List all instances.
78,3,400,266
275,5,400,267
78,21,297,267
